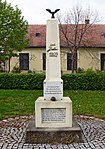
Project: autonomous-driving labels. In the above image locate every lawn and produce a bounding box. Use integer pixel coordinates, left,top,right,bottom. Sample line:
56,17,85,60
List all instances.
0,90,105,120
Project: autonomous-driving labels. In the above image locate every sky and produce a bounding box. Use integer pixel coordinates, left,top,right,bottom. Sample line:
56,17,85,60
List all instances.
3,0,105,24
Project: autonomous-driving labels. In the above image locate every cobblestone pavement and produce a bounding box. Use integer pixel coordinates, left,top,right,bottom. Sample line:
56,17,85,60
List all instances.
0,115,105,149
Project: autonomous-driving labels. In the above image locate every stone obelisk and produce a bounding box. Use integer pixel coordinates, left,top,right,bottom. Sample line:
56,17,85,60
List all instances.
35,9,72,128
44,11,63,101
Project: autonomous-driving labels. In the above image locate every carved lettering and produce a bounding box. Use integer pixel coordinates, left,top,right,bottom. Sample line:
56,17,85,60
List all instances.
42,108,66,122
49,52,58,57
45,85,62,94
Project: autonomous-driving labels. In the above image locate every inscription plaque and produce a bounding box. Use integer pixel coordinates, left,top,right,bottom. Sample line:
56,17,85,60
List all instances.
44,81,63,100
45,85,62,94
42,108,66,122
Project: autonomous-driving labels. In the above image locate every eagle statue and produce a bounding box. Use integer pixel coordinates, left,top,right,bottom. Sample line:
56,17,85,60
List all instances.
46,9,60,18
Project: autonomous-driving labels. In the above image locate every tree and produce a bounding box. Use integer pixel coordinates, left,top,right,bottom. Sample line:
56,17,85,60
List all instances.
58,5,99,73
0,0,28,72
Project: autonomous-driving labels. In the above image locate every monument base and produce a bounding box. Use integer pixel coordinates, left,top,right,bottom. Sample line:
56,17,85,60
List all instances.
25,97,82,144
25,118,82,144
35,97,72,128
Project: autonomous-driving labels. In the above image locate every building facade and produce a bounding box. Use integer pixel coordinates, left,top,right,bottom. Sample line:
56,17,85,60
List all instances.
9,24,105,73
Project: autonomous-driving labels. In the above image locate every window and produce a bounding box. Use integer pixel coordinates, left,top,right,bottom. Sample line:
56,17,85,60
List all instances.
43,53,46,70
101,53,105,70
67,53,77,70
19,53,29,70
67,53,72,70
35,32,41,37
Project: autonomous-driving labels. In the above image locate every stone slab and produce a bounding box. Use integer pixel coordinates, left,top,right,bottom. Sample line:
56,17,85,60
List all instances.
25,117,83,144
35,97,72,128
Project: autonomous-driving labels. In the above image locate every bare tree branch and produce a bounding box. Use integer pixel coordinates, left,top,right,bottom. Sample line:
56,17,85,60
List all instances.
57,5,99,73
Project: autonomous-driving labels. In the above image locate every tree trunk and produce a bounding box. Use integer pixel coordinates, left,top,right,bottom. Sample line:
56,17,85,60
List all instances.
71,48,77,73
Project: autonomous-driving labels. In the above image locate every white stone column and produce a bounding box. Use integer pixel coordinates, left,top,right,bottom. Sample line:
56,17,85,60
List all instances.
44,18,63,100
46,19,61,80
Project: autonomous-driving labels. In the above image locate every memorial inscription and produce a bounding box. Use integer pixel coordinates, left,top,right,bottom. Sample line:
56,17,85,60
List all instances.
42,108,66,122
45,85,62,94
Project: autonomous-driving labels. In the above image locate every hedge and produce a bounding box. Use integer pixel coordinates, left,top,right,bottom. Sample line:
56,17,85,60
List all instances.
0,73,45,90
0,72,105,90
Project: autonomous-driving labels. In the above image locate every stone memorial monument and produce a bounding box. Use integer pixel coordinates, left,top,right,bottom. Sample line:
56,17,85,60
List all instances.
35,9,72,128
25,9,82,144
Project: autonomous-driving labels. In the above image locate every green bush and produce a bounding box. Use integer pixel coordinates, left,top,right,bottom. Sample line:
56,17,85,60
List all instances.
62,71,105,90
0,73,45,90
1,71,105,90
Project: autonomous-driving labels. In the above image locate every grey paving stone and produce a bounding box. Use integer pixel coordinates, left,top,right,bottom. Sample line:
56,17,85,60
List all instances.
99,144,105,149
63,144,69,148
0,115,105,149
68,147,75,149
51,145,57,149
45,144,51,147
88,142,95,148
78,143,85,148
39,147,45,149
22,146,29,149
0,143,3,147
12,143,19,148
68,144,75,148
2,143,8,149
94,147,103,149
84,143,90,148
57,144,64,149
73,143,79,147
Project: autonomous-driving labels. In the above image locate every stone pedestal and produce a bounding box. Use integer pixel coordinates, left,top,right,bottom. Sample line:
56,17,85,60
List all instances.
25,117,82,144
35,97,72,128
25,97,82,144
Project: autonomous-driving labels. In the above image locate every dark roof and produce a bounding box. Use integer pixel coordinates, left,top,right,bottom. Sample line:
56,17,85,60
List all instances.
27,24,105,48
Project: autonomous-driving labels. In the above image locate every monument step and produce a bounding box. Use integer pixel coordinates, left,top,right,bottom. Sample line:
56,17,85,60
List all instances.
25,117,83,144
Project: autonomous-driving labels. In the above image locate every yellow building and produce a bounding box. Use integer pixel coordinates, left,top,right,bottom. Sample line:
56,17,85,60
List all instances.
10,24,105,73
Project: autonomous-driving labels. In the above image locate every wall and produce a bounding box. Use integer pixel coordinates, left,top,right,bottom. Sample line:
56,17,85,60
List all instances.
78,47,105,71
10,47,105,73
10,48,46,72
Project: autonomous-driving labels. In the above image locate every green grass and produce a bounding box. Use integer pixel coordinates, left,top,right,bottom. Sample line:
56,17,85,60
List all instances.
0,90,105,120
64,90,105,119
0,90,42,120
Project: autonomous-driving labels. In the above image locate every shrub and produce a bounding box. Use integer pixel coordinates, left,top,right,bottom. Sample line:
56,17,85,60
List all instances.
0,72,105,90
0,73,45,90
62,71,105,90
